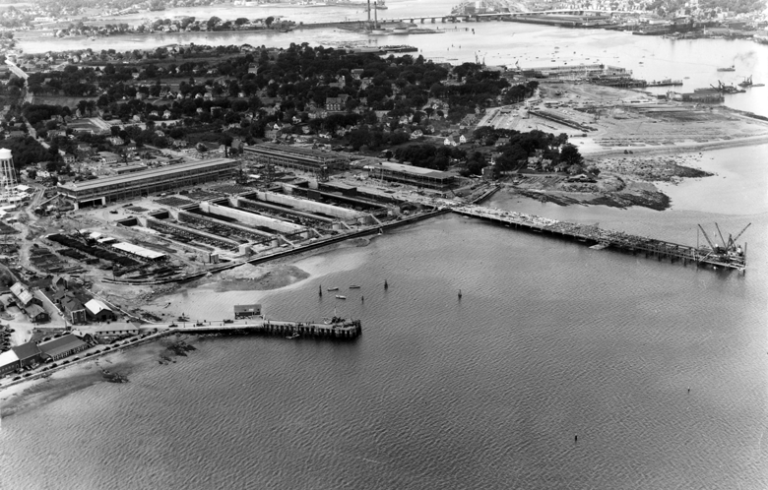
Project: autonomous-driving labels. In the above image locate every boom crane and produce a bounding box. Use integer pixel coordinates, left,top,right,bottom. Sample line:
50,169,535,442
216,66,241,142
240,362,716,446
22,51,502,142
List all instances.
714,223,727,249
727,223,751,249
697,224,718,252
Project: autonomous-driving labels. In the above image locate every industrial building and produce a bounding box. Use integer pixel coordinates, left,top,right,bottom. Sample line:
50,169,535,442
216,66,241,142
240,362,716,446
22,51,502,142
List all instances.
365,162,456,189
243,144,349,172
57,158,239,209
38,334,88,361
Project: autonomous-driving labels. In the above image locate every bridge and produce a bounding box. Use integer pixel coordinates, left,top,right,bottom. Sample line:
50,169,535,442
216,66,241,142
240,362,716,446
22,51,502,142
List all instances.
372,9,633,25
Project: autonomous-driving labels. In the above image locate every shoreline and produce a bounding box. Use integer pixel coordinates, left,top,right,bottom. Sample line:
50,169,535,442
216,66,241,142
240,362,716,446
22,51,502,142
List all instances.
579,134,768,159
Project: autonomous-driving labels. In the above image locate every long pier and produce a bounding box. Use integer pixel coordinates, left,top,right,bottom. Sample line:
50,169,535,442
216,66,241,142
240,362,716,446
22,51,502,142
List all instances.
452,206,747,271
170,318,362,340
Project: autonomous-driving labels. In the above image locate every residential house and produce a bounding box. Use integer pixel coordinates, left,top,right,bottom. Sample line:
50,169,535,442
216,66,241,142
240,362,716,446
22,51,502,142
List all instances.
10,282,39,308
325,94,349,112
62,297,87,324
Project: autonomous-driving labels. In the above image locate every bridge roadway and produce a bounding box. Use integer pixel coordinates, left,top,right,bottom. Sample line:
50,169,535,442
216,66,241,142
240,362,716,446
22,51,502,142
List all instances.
451,205,747,272
299,9,632,27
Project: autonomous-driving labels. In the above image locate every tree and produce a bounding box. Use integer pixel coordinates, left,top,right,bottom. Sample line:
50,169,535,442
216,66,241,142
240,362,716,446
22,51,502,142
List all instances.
265,16,275,28
560,143,583,167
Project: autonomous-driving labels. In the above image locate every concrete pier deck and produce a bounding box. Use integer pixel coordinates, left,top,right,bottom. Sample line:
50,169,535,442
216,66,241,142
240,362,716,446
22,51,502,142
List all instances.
452,206,747,271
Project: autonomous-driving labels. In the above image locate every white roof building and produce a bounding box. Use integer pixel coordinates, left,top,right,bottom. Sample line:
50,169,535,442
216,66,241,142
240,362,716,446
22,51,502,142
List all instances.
112,242,166,260
0,349,19,369
84,298,113,316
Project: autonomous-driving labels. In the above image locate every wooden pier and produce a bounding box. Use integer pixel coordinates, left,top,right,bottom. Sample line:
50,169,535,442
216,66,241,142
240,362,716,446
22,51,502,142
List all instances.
171,318,362,340
452,206,747,272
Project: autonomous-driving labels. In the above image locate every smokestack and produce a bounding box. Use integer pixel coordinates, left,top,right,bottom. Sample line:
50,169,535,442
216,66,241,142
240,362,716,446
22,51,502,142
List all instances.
367,0,371,25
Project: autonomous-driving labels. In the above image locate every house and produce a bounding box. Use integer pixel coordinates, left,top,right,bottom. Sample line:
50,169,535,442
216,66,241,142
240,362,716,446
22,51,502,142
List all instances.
234,304,261,319
107,136,125,146
84,298,117,322
26,304,49,323
325,94,349,112
328,75,346,89
38,334,88,361
10,282,39,308
62,297,87,324
98,151,120,164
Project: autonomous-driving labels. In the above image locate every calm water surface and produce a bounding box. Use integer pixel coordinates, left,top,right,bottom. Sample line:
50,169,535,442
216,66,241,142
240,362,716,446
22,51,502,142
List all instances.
1,175,767,489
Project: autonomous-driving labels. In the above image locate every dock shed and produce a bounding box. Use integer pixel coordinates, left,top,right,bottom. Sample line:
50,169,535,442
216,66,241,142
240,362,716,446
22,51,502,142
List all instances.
38,334,88,361
234,304,262,319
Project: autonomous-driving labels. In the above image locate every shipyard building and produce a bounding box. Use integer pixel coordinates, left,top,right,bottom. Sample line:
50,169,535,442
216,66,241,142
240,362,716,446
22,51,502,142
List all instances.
365,162,455,190
242,144,350,172
57,158,239,209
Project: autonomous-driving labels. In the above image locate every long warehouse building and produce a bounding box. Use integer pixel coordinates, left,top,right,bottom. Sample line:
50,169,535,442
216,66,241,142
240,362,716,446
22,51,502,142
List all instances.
57,158,239,209
242,144,349,172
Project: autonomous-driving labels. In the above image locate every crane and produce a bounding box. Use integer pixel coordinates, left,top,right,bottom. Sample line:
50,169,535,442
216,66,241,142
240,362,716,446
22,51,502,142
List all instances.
714,223,726,249
697,224,719,253
727,223,751,250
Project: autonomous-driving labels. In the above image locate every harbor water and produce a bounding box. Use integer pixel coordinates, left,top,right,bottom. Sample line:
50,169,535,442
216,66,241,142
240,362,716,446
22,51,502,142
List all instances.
1,144,766,488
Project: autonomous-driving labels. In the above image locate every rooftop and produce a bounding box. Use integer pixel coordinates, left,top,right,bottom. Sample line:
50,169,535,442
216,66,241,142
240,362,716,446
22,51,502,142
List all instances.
112,242,166,260
0,349,19,367
12,341,41,360
58,158,238,192
84,298,113,315
245,144,347,161
375,161,455,180
38,334,87,359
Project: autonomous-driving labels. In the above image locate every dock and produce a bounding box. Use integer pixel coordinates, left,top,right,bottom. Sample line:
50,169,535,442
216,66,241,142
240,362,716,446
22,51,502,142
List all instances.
169,318,362,340
452,206,746,271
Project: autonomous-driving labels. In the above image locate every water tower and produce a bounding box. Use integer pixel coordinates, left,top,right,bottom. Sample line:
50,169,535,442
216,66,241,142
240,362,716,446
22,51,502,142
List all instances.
0,148,17,201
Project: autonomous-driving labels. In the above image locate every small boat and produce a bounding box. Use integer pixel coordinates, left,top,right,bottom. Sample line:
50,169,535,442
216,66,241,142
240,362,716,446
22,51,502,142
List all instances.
286,332,300,339
335,295,347,300
327,287,339,291
717,65,735,72
349,285,361,289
